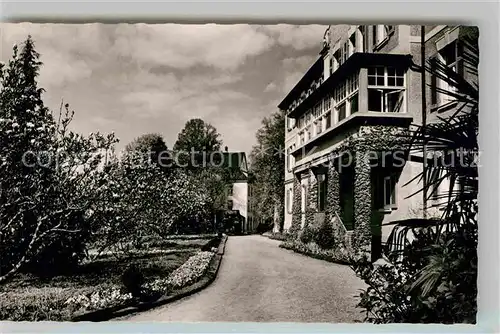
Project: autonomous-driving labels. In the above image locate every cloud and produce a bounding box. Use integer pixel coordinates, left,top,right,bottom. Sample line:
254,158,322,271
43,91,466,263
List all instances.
112,24,274,70
0,23,104,88
262,24,327,50
264,81,279,93
283,71,306,95
0,23,329,157
282,54,317,70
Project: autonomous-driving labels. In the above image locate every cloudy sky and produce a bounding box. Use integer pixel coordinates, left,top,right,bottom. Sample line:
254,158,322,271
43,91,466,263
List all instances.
0,23,335,156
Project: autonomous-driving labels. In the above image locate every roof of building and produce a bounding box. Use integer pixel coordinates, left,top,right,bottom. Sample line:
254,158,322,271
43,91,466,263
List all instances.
189,150,248,182
277,56,324,111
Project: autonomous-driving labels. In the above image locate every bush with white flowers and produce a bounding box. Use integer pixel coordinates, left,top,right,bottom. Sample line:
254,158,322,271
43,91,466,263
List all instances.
144,251,215,293
64,288,133,312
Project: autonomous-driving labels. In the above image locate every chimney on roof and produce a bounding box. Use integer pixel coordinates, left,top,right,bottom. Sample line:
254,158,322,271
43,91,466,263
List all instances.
224,146,228,152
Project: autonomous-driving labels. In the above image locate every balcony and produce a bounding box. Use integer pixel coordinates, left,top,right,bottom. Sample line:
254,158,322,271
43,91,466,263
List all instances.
291,111,413,156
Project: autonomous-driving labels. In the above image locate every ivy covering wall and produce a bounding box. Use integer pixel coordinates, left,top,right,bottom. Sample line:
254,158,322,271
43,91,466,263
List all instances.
285,125,411,263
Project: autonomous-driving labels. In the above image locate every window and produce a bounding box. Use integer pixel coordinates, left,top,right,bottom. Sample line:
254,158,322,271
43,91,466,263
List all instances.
359,25,366,52
317,173,328,211
286,147,291,172
368,89,404,113
368,66,405,113
349,93,359,114
368,67,386,86
387,67,405,86
349,32,356,54
348,73,359,93
305,125,312,141
441,40,464,77
299,131,305,145
435,40,464,105
334,41,349,67
315,120,322,135
313,102,322,117
383,175,397,208
323,95,331,111
343,42,349,62
372,25,378,47
325,111,331,129
338,103,346,121
430,57,438,105
372,25,394,48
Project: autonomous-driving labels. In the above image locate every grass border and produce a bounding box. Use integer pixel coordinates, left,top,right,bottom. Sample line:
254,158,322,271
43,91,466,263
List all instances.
71,235,228,322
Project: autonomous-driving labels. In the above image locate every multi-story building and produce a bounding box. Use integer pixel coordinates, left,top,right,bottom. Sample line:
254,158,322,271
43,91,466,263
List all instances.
281,25,477,261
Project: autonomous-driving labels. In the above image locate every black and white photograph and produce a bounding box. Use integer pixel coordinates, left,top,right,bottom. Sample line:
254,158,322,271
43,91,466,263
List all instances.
0,23,479,324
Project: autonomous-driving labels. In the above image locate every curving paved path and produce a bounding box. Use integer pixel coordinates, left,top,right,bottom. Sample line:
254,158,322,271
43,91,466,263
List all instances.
123,235,366,322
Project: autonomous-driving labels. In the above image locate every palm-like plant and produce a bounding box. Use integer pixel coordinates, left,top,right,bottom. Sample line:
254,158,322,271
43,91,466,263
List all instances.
396,30,478,319
355,29,479,323
388,32,479,252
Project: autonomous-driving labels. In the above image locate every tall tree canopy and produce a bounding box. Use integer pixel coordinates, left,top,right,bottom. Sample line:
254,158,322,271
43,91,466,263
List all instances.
173,118,222,153
124,133,169,167
249,110,285,232
0,36,116,282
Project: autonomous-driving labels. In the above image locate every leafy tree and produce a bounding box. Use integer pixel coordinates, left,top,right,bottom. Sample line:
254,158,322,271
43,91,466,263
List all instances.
173,118,222,169
0,37,116,282
89,140,211,256
249,110,285,232
123,133,170,168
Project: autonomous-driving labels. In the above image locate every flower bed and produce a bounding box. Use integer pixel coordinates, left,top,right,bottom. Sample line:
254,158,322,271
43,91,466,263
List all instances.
280,239,351,264
144,250,215,293
64,288,133,313
0,250,193,321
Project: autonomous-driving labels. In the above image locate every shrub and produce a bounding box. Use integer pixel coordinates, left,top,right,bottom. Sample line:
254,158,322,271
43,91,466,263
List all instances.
312,220,335,249
267,231,289,241
0,38,117,283
166,251,214,289
121,265,145,297
351,223,477,323
298,225,314,244
64,288,133,313
200,237,221,252
280,239,350,264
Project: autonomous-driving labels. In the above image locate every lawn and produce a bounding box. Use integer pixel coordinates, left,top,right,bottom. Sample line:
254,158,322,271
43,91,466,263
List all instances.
0,236,215,321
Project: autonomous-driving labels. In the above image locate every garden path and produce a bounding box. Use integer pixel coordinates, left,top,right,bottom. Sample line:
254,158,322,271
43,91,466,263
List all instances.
124,235,366,322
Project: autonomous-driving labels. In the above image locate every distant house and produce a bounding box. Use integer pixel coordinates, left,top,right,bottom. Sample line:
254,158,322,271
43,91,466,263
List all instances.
221,149,257,234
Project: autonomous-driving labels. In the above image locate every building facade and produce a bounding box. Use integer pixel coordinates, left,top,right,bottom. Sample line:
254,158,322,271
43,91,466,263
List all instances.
224,151,258,233
281,25,476,261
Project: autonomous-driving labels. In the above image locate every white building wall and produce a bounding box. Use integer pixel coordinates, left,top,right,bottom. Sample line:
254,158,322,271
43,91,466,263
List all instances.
231,181,249,230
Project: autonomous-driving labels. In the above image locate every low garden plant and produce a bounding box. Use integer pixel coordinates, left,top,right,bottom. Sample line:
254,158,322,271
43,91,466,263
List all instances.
280,239,350,264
